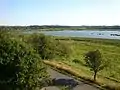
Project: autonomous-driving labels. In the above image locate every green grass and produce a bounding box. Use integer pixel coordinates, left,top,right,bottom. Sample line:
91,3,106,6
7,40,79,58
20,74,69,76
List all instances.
44,60,120,90
17,32,120,89
19,33,120,83
54,37,120,83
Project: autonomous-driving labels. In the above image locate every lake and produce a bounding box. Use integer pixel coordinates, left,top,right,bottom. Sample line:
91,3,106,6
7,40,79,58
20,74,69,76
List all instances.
25,30,120,40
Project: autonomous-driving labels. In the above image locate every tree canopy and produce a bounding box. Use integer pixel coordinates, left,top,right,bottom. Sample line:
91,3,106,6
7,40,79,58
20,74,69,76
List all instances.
0,31,48,90
27,33,70,59
84,50,106,81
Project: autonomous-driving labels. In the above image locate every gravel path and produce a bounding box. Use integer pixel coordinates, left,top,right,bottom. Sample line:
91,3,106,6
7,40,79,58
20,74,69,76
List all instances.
41,68,100,90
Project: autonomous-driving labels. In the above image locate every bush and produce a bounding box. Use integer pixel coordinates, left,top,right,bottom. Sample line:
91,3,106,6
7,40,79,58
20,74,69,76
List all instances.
28,33,70,59
0,31,48,90
55,41,71,58
72,59,80,63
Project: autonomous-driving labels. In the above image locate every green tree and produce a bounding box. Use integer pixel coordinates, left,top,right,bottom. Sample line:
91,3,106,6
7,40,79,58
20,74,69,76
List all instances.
84,50,106,81
28,33,70,59
28,33,55,59
0,31,49,90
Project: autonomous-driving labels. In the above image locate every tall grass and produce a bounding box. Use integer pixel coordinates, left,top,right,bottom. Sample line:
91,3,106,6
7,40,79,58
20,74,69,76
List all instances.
56,37,120,81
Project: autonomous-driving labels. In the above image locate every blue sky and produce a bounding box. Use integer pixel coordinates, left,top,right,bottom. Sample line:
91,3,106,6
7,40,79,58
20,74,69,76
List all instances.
0,0,120,26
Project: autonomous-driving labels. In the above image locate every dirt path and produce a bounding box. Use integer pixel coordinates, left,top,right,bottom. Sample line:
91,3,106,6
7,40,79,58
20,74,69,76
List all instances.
42,68,100,90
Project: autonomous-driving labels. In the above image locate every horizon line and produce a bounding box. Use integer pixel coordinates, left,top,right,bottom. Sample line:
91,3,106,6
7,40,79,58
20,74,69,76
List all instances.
0,25,120,27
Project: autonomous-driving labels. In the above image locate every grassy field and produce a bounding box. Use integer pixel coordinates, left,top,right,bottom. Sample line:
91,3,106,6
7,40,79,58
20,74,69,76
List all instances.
56,37,120,80
44,60,120,89
15,32,120,89
48,37,120,89
7,30,120,89
20,33,120,82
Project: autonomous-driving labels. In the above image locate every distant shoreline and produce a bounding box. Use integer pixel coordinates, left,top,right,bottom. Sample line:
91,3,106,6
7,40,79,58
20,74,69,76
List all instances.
0,25,120,31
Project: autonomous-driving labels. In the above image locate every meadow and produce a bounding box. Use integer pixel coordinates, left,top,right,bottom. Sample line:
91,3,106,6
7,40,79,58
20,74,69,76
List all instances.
49,37,120,89
58,37,120,80
23,33,120,88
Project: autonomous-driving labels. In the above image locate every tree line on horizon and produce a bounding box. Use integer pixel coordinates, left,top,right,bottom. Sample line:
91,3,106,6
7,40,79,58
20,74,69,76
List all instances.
0,25,120,31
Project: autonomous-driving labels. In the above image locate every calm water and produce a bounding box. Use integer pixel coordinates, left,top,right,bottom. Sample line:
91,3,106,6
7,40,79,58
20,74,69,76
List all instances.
25,30,120,40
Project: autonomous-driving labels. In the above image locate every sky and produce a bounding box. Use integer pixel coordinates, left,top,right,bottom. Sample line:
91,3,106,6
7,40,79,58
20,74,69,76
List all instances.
0,0,120,26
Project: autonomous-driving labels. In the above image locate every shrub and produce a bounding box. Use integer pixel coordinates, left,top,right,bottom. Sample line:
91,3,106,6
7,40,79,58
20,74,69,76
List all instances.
55,41,71,58
28,33,70,59
72,59,80,63
0,31,48,90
